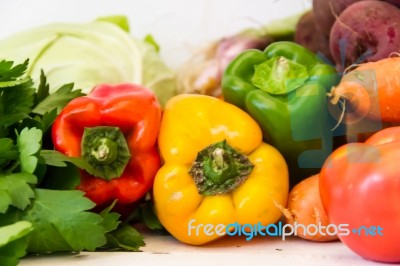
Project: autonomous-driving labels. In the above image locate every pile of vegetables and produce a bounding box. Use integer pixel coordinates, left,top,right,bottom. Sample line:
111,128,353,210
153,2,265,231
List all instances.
1,1,400,264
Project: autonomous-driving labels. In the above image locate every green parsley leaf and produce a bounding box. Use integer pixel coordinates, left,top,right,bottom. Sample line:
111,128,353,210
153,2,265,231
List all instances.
17,128,42,174
0,173,37,213
0,139,19,168
40,150,96,175
40,163,80,190
0,221,32,266
0,60,35,131
140,202,164,231
0,78,32,89
0,60,28,82
0,221,32,247
1,189,108,253
127,199,165,232
39,109,58,132
17,118,43,135
104,224,145,251
34,70,50,105
98,201,145,251
0,81,36,128
99,201,121,233
32,83,84,115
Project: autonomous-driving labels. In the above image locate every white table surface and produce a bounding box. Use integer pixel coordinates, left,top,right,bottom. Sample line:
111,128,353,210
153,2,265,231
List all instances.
1,1,388,265
20,231,388,266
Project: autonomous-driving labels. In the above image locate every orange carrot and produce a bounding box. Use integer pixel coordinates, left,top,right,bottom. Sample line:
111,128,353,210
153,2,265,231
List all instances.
329,57,400,123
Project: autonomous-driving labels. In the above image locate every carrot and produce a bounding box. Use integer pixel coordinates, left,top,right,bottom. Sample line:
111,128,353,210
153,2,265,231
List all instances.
275,174,338,242
329,57,400,123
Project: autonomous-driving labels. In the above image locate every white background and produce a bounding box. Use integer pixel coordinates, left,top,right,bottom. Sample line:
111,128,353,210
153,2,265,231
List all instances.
0,0,312,70
0,1,384,265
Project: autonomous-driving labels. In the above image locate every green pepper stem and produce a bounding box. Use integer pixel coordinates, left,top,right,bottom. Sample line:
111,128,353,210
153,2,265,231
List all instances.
251,56,310,95
81,126,131,181
189,140,254,196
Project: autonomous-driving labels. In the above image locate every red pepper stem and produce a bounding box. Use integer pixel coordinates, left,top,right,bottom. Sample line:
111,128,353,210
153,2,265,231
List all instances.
91,138,118,164
81,126,131,181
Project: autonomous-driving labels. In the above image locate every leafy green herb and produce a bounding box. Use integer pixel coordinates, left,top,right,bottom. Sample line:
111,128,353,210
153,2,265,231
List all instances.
0,139,19,168
40,162,80,190
99,201,146,251
1,189,110,253
104,224,145,251
0,60,83,136
140,202,164,231
0,59,29,81
34,70,50,105
40,150,96,175
32,83,84,115
0,82,35,129
127,199,165,232
39,109,58,132
0,173,37,213
17,128,42,174
99,201,121,233
0,221,33,266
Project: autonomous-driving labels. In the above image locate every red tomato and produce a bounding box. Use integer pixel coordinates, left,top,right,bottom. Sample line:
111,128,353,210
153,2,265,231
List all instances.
320,127,400,263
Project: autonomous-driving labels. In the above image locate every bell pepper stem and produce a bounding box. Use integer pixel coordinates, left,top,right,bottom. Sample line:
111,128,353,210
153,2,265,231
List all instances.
91,138,118,163
81,126,131,181
212,148,225,169
251,56,309,95
189,140,254,196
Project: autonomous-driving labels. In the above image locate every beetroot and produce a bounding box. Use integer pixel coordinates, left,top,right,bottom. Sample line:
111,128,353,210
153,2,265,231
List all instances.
329,0,400,69
312,0,364,36
384,0,400,7
294,11,332,60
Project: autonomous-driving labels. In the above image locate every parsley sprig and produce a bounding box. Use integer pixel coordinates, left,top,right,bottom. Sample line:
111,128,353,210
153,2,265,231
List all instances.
0,60,146,266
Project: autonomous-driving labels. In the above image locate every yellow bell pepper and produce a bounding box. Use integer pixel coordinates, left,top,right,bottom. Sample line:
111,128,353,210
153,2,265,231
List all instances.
153,94,289,245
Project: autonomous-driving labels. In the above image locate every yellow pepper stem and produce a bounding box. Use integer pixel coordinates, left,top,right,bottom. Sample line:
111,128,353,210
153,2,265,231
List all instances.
189,140,254,196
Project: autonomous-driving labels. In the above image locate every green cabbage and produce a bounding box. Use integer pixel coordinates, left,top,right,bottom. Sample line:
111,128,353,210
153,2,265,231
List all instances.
0,16,177,107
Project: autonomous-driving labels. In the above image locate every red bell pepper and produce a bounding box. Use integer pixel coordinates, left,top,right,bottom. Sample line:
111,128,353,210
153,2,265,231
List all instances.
52,83,162,206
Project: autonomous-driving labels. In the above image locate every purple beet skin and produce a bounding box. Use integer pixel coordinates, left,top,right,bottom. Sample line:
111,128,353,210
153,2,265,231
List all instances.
330,0,400,69
312,0,364,36
294,10,332,60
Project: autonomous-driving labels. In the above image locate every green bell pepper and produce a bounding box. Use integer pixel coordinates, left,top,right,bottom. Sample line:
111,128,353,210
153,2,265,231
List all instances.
221,41,339,185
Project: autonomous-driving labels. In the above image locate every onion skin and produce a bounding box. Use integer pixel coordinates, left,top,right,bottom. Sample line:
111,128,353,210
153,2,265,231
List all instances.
283,174,338,242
